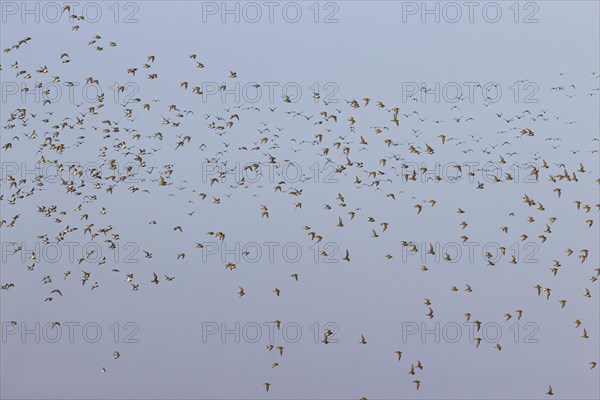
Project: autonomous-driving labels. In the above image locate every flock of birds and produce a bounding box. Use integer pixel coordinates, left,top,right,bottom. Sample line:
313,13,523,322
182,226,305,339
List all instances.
1,11,599,398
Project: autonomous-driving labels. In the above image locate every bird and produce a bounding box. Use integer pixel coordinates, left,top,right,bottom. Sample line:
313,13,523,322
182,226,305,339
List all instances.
342,249,350,261
581,329,589,339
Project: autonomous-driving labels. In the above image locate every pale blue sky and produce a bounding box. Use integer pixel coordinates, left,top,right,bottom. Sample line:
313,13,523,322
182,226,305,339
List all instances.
1,1,599,399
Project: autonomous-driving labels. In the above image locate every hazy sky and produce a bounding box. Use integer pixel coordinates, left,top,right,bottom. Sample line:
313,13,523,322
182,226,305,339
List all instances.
1,1,599,399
